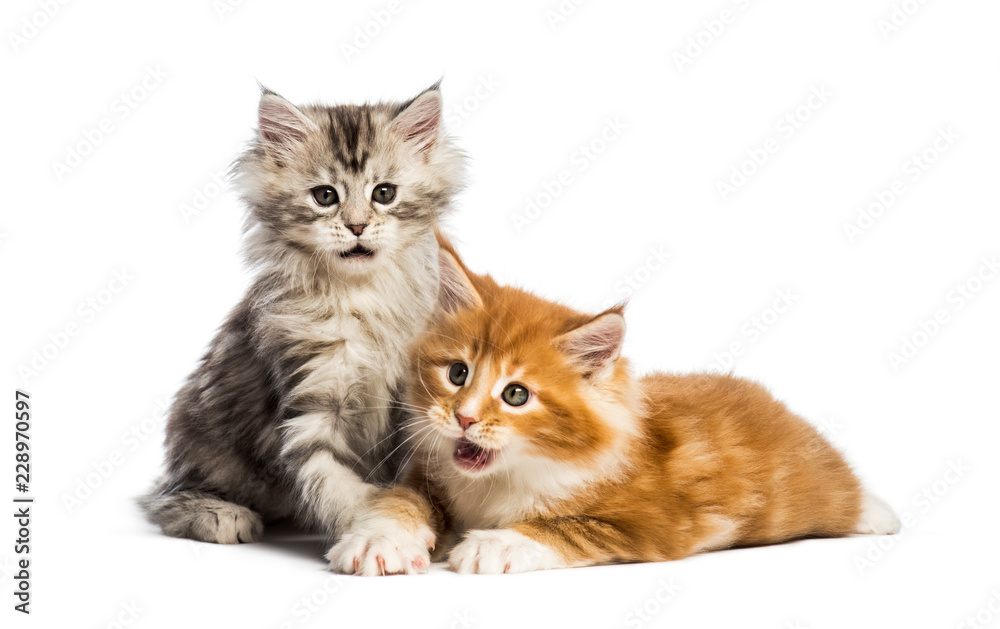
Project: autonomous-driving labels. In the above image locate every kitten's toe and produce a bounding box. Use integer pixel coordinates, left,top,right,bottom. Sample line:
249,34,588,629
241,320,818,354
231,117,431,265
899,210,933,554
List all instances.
326,534,369,574
359,536,428,576
327,518,433,576
449,529,562,575
193,503,263,544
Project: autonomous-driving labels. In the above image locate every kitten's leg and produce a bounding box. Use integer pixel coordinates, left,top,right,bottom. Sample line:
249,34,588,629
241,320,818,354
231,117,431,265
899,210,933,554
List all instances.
286,413,441,571
449,516,636,574
326,486,438,576
139,488,264,544
854,490,902,535
291,447,376,532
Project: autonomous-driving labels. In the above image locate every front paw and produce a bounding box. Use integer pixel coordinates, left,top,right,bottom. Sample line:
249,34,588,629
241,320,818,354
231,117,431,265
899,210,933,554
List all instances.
327,517,435,577
448,529,562,574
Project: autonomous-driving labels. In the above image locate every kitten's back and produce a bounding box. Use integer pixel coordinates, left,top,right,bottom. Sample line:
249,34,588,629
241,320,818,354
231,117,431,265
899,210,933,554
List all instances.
642,373,863,546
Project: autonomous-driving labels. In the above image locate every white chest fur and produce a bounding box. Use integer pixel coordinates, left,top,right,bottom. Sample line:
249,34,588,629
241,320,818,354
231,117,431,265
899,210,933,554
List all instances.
438,453,599,533
270,238,440,464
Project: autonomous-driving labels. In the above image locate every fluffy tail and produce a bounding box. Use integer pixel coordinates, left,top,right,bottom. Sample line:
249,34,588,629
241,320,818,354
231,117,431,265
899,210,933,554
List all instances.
854,490,901,535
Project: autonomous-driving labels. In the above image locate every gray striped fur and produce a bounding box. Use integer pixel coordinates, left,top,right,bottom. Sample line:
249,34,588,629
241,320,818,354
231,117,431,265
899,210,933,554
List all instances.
140,84,465,546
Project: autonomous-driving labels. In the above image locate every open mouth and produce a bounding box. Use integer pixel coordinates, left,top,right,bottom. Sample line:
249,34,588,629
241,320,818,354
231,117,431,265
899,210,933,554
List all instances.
453,438,497,473
339,244,374,259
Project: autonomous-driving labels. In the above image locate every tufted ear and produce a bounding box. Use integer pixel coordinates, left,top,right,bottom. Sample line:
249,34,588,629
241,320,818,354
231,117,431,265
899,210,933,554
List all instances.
554,309,626,380
257,88,317,157
392,84,442,155
438,249,482,314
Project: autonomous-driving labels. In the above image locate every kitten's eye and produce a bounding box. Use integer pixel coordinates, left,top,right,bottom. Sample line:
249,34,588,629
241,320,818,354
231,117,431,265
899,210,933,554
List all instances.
372,183,396,205
312,186,339,206
448,362,468,386
501,383,530,407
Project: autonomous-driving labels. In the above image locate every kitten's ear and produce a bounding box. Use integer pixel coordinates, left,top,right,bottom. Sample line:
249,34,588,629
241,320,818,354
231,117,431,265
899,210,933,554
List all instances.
257,88,316,156
392,84,442,155
555,309,626,380
438,249,482,314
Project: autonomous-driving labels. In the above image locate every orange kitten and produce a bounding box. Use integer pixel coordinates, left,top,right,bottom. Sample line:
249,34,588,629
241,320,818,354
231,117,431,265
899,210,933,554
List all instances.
328,245,900,575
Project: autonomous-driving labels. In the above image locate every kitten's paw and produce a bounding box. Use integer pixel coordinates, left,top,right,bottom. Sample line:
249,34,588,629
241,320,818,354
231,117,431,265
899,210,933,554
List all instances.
855,491,902,535
327,517,434,577
449,529,563,574
188,503,263,544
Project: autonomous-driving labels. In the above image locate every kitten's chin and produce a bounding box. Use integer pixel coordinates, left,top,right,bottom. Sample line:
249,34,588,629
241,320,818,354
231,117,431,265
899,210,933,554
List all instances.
453,438,498,474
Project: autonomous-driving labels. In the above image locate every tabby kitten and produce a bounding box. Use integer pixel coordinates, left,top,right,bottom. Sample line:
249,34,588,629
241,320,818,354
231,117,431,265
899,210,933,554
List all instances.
328,245,900,574
141,84,465,548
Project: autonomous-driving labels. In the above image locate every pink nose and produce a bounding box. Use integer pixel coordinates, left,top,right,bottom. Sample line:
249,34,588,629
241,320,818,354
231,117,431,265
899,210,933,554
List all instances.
456,412,477,430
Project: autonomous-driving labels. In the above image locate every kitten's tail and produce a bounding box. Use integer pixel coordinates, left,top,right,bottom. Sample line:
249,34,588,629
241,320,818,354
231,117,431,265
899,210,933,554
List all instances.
854,490,902,535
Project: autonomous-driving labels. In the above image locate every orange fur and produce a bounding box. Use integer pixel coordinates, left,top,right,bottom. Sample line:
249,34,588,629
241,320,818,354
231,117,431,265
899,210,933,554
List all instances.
328,244,897,575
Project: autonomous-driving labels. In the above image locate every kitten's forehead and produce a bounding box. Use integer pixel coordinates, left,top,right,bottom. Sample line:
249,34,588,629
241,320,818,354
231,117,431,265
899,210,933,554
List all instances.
432,312,544,375
301,103,398,176
424,285,606,382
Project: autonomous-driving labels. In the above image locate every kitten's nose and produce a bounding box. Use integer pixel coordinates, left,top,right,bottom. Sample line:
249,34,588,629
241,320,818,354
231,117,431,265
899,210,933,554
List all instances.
347,223,367,236
456,412,477,431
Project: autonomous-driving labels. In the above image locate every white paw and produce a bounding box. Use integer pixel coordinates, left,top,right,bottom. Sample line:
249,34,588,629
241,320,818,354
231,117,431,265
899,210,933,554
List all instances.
327,516,435,576
448,529,563,574
855,491,902,535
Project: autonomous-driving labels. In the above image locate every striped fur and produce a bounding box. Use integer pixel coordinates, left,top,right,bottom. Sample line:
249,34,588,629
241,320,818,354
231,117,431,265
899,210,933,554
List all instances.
328,246,900,575
141,84,466,546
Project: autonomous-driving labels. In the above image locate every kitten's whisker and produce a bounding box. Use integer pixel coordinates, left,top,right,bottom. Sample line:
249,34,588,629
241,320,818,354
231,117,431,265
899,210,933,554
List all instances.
500,448,513,509
363,423,436,483
414,355,440,406
361,395,424,412
349,418,431,472
394,427,441,483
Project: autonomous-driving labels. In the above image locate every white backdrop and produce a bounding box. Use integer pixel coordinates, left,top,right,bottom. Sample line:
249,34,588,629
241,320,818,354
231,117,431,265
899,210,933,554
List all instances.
3,0,999,627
